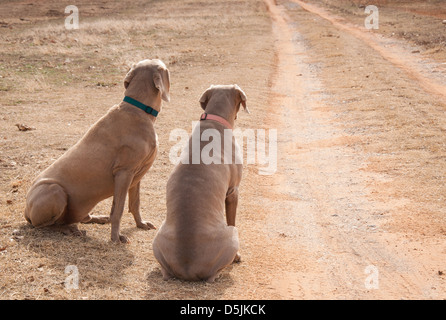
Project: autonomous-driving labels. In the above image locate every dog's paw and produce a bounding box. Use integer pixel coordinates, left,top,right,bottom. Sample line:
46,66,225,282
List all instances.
111,234,130,244
73,229,87,237
81,215,110,224
137,220,156,230
60,225,86,237
91,215,110,224
233,252,241,263
119,234,130,243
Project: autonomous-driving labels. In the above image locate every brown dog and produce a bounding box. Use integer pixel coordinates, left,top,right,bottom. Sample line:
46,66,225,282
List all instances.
152,84,249,282
24,59,170,243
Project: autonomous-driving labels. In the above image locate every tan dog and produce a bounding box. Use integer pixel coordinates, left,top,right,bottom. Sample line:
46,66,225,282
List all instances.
24,59,170,243
153,84,249,282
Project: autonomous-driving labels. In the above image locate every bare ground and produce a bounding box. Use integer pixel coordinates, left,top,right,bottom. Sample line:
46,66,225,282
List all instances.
1,0,445,299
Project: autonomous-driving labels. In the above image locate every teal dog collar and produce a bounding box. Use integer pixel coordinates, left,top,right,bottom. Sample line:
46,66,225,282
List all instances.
123,96,159,117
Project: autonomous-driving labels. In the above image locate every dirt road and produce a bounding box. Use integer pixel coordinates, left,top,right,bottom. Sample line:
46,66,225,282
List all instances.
1,0,445,300
261,0,446,299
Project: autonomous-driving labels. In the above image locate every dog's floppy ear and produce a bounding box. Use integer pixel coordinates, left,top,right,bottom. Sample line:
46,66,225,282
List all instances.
153,67,171,102
199,86,214,110
124,64,136,89
235,84,249,114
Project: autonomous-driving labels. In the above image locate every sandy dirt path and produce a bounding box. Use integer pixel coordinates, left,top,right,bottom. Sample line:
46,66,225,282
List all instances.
260,0,446,299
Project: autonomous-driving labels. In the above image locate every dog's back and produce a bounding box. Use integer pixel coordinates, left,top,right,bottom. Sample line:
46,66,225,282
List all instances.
25,103,157,224
153,123,240,282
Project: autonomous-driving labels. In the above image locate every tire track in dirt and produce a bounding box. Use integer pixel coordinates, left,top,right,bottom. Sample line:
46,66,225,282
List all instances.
263,0,445,299
292,0,446,104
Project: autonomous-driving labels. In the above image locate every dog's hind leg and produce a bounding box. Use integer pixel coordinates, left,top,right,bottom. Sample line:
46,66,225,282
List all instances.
24,183,67,228
153,247,175,281
206,226,240,283
160,265,174,281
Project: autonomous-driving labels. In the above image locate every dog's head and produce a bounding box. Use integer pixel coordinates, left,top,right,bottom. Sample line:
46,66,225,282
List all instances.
124,59,170,102
199,84,249,120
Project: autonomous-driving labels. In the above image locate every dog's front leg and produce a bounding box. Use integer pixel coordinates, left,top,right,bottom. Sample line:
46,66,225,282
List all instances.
128,181,156,230
225,187,241,263
225,187,239,226
110,170,133,243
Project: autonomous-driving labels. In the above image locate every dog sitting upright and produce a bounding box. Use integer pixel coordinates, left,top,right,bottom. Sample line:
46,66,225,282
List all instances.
153,84,249,282
24,59,170,243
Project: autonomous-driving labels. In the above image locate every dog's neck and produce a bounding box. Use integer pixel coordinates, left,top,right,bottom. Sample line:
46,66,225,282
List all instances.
124,88,162,122
204,97,236,129
200,113,232,130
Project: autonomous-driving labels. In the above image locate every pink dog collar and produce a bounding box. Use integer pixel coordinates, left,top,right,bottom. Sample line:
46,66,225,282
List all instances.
200,113,232,130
